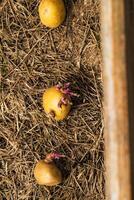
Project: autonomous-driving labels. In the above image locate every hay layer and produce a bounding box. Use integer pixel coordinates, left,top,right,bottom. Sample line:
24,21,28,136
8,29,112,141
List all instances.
0,0,104,199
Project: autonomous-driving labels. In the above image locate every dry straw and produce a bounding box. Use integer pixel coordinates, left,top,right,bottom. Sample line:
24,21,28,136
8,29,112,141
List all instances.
0,0,104,199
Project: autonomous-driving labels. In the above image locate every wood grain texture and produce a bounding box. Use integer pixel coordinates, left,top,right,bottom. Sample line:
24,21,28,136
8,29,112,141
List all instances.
101,0,132,199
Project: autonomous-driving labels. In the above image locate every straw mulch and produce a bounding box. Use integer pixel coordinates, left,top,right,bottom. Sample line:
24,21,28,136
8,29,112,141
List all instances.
0,0,104,199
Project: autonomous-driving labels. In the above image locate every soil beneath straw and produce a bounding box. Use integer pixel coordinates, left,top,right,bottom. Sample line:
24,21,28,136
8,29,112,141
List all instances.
0,0,104,199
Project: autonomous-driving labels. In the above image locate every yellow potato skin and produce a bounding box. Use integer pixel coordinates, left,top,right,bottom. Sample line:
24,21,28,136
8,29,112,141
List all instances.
39,0,66,28
34,160,62,186
43,86,71,121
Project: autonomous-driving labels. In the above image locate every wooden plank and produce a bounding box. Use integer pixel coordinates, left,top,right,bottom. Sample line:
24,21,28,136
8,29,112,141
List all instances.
101,0,132,199
125,0,134,199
